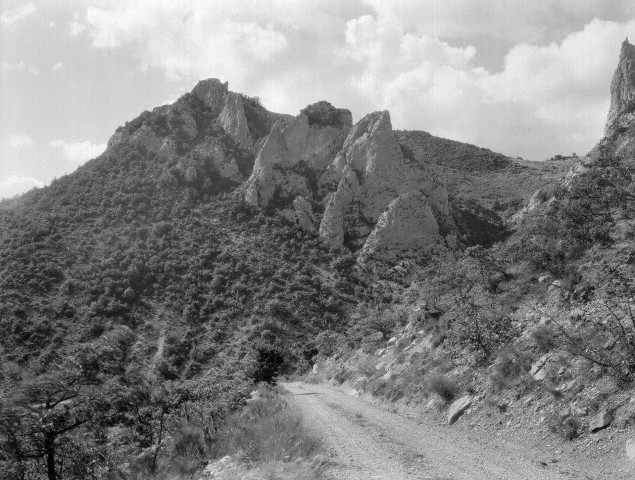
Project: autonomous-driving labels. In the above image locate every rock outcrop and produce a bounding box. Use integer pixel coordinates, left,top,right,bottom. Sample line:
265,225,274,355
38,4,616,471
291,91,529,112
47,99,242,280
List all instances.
318,111,449,253
243,102,352,208
525,39,635,215
192,79,255,150
606,38,635,135
358,190,441,262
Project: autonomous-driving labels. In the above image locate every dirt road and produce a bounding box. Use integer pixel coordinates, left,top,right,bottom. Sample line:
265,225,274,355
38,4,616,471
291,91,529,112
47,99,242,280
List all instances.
283,382,609,480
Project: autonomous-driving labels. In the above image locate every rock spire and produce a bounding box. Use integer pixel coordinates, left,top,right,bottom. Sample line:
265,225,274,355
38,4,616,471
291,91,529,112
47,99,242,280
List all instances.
606,37,635,133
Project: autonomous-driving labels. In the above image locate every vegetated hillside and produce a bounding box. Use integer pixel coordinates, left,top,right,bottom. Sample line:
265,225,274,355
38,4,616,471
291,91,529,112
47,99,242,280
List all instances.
0,88,366,479
396,130,576,214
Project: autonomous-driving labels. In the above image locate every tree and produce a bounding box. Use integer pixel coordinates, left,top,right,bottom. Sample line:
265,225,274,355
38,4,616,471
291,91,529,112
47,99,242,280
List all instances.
0,359,111,480
360,307,406,341
541,267,635,385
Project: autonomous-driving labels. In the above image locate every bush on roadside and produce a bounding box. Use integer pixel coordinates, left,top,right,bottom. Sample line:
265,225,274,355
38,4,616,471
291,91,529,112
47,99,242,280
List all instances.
427,374,460,404
333,368,352,385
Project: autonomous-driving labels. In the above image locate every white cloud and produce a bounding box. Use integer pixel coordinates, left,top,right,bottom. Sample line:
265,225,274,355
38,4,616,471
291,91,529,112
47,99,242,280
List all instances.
7,134,33,148
362,0,632,44
72,1,635,160
52,62,63,72
1,61,38,75
84,2,289,83
0,176,44,200
1,3,36,26
69,21,86,36
49,139,106,163
376,18,635,159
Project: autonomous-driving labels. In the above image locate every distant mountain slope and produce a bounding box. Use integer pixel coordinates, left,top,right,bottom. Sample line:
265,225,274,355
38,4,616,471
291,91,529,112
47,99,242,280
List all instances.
395,130,575,212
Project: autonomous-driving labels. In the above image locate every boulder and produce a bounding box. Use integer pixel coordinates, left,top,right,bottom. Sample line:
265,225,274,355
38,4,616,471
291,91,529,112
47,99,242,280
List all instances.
198,455,241,479
359,190,441,262
589,410,613,432
447,395,473,425
530,354,550,381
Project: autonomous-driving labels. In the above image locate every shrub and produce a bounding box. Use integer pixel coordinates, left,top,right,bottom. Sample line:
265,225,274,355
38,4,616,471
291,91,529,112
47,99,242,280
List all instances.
367,378,389,397
490,349,530,390
333,368,351,385
531,325,557,353
547,413,581,441
356,357,377,377
164,421,207,476
449,311,516,358
427,375,460,404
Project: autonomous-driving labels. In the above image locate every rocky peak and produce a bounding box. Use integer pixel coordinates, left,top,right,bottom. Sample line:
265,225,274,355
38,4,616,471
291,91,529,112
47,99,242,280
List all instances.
606,37,635,133
300,101,352,129
191,78,230,117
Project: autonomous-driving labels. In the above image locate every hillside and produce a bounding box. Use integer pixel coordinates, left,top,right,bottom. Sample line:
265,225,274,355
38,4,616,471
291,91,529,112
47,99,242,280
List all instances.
306,39,635,479
396,129,576,212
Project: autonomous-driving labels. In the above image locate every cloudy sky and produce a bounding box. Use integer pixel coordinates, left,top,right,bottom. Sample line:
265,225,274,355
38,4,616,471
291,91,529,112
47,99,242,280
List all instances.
1,1,633,199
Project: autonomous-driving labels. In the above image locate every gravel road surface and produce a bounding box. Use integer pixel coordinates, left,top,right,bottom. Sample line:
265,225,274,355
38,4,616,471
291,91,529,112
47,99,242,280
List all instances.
283,382,599,480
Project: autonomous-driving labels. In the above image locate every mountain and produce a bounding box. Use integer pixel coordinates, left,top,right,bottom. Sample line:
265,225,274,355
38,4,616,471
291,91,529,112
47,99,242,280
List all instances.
0,62,583,374
0,45,615,479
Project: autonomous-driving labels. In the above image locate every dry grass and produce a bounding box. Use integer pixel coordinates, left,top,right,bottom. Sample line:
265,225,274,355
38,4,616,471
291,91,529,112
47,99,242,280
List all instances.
212,389,322,464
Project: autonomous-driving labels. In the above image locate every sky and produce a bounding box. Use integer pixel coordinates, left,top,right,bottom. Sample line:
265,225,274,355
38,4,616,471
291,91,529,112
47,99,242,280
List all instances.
0,1,634,200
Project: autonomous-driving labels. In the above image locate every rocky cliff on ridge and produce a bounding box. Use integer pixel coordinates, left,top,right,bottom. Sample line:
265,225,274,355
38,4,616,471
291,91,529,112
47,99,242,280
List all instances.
241,102,451,262
95,75,526,264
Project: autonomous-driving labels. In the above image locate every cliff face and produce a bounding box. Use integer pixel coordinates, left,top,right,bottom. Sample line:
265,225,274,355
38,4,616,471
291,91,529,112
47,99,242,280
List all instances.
243,102,352,208
602,38,635,161
606,38,635,135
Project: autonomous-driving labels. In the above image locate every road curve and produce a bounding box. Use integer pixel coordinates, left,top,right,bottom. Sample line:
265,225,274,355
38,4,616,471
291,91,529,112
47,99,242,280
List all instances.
283,381,583,480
